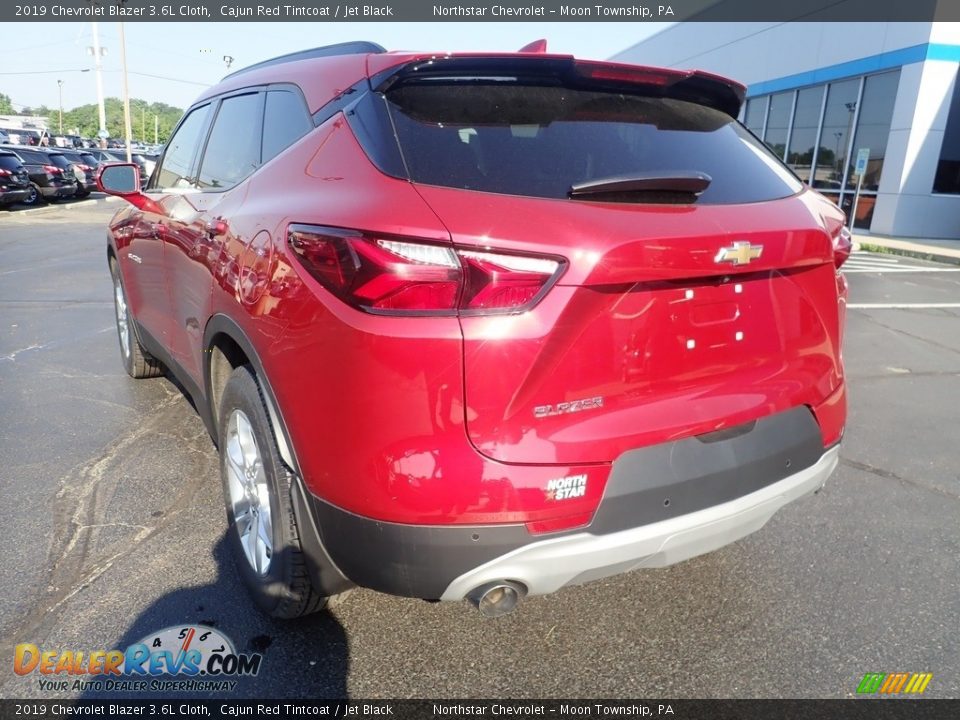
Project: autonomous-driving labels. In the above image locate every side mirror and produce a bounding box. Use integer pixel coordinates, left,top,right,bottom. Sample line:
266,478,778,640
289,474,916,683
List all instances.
97,163,140,195
97,163,163,215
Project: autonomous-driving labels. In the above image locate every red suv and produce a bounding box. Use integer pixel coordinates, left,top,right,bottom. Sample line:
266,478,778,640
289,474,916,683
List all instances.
98,42,849,618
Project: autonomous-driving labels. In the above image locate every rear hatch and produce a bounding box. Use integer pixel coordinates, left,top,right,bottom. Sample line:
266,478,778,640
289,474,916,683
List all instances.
45,153,79,185
359,57,845,465
0,154,30,188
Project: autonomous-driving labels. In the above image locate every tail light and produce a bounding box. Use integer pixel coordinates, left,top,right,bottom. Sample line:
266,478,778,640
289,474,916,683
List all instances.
833,225,852,268
288,225,564,316
0,169,10,177
576,61,679,86
43,165,61,174
76,164,92,171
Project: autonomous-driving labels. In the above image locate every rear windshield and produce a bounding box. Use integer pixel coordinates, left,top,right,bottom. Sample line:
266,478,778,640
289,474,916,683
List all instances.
0,155,22,171
47,154,70,168
14,149,47,164
380,82,803,204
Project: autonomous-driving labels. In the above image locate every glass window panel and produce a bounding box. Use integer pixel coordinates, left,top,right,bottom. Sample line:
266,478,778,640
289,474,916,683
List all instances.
786,86,824,183
261,90,313,165
197,93,262,192
744,96,767,137
934,69,960,194
154,105,211,190
812,78,860,192
845,70,900,192
763,92,792,160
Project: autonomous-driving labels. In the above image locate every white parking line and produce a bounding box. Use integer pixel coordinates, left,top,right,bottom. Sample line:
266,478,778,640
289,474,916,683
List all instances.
849,253,900,263
843,267,960,273
849,303,960,309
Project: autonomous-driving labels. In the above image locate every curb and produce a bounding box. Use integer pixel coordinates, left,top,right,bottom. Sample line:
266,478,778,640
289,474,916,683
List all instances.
11,196,109,216
856,241,960,267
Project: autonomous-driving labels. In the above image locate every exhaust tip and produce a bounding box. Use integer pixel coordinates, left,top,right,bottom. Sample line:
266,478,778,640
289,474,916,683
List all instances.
469,581,526,618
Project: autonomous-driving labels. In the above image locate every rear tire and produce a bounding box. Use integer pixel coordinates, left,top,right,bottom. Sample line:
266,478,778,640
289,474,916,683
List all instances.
22,184,42,207
218,365,332,619
109,259,164,379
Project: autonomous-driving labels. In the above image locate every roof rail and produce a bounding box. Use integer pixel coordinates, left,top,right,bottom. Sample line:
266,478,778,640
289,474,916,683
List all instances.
223,41,387,80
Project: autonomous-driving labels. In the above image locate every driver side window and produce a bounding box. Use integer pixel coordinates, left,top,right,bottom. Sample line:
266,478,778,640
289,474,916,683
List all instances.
152,104,212,191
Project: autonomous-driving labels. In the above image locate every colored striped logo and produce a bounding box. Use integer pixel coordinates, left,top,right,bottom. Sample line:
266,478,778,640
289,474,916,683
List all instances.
857,672,933,694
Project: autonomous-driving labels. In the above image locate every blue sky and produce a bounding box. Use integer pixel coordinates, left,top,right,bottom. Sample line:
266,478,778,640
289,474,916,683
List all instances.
2,22,670,112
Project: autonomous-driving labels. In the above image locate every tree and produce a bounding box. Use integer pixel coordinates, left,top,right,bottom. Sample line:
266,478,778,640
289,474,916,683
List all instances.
58,97,183,143
0,92,14,115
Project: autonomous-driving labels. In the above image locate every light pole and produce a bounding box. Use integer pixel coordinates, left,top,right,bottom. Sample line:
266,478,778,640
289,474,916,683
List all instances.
87,20,108,147
118,21,133,162
57,79,64,135
842,102,857,174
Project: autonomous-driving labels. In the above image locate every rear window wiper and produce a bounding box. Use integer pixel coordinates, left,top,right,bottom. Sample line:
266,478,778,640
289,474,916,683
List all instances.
568,171,712,201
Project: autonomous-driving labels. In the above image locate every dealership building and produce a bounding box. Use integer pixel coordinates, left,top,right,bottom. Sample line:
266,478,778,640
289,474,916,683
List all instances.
612,21,960,239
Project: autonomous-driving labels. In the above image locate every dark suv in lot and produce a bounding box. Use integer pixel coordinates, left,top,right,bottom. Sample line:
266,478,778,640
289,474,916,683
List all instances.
6,146,78,205
98,42,849,619
0,150,31,208
58,149,99,197
86,148,150,184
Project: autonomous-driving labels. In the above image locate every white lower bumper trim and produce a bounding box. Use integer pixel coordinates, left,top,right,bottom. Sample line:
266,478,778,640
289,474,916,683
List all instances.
441,445,840,600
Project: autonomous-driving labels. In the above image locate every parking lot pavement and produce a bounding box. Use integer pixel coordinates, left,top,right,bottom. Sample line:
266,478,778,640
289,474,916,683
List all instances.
1,205,957,699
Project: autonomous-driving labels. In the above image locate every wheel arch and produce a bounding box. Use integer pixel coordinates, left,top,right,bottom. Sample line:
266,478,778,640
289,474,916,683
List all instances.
203,314,299,475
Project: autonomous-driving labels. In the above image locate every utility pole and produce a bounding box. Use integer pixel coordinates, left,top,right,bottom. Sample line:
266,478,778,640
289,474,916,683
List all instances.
154,115,158,145
57,79,64,135
89,21,108,147
118,21,133,162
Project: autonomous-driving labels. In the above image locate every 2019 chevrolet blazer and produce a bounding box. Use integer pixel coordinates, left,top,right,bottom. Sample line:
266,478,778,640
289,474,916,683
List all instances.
98,42,849,618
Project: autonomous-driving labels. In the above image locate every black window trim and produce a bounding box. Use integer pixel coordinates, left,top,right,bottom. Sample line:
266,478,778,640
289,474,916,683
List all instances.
259,82,314,166
194,88,266,194
147,101,215,193
148,81,314,194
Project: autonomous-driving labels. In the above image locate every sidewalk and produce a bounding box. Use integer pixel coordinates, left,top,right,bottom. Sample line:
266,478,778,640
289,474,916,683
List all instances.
853,232,960,266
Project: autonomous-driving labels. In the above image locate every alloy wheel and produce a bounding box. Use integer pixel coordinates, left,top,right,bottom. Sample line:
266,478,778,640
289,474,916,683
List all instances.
224,409,273,576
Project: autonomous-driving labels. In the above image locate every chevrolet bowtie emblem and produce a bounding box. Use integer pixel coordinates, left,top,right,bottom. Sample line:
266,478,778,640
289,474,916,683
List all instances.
715,242,763,266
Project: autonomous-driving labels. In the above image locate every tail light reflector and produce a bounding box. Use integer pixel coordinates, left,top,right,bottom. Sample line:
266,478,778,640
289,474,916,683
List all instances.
575,60,682,86
288,225,564,316
834,225,852,268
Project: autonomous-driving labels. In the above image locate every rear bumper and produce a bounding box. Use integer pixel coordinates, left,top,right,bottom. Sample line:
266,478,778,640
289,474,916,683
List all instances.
40,184,76,199
440,445,838,599
0,188,29,205
299,406,840,600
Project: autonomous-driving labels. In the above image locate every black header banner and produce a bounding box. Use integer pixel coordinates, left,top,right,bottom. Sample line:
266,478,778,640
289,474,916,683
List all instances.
3,700,960,720
4,0,960,23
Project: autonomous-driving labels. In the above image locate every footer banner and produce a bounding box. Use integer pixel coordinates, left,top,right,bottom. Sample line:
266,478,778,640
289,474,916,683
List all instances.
1,700,959,720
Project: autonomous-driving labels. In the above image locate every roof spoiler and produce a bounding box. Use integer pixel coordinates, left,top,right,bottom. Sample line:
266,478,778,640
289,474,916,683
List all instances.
372,56,746,118
518,39,548,53
223,41,386,81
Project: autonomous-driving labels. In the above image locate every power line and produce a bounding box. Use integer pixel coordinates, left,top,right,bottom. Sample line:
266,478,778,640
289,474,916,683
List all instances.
123,70,211,88
0,68,91,75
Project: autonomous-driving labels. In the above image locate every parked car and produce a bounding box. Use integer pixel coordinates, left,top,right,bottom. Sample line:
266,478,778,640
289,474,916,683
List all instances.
98,41,850,619
0,129,10,144
36,149,87,197
87,148,150,184
5,145,78,205
0,150,32,208
58,149,99,197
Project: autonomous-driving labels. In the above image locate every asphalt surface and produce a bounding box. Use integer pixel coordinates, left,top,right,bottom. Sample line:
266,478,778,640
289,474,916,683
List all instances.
0,201,957,699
